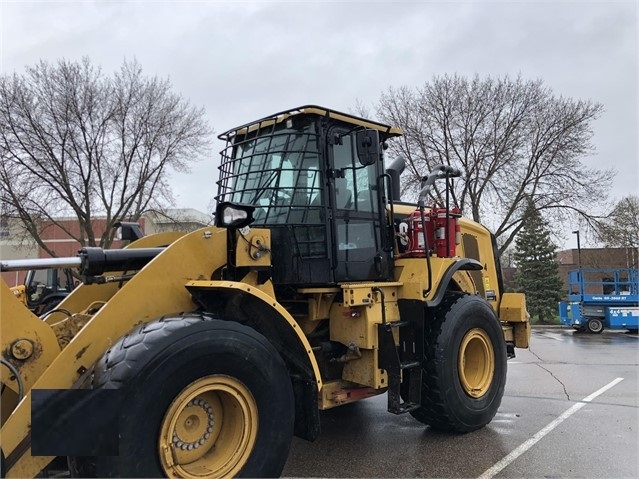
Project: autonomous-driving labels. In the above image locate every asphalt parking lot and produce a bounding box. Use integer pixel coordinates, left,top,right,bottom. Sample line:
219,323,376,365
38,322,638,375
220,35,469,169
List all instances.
282,327,639,478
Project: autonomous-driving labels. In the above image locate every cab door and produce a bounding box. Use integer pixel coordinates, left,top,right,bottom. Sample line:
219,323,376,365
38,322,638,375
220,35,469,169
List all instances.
329,130,391,282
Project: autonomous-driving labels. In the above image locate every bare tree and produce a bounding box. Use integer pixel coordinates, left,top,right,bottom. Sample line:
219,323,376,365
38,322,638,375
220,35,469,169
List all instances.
0,57,212,252
375,74,614,253
595,195,639,249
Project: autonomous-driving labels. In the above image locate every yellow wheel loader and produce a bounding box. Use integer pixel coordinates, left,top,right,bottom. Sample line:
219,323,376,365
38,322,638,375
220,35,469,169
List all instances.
0,106,530,478
9,267,77,316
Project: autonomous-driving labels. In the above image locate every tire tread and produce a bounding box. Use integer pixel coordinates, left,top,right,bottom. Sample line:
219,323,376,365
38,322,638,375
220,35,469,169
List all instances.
410,294,506,432
94,313,211,389
411,294,459,429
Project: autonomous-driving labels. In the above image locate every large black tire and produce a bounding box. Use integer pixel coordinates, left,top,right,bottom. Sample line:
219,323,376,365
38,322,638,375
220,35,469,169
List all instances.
586,318,604,334
80,313,294,478
410,294,507,433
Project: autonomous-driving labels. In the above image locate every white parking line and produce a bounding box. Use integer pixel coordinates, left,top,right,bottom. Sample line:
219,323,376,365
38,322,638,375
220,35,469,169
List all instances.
479,377,625,479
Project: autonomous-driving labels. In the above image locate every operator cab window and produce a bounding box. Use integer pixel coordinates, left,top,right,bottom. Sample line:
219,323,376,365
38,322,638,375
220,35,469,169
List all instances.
218,116,328,273
331,130,384,281
226,119,323,227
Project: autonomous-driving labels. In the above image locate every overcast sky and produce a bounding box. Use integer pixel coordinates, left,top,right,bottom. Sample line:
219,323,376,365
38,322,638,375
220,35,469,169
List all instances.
1,0,637,247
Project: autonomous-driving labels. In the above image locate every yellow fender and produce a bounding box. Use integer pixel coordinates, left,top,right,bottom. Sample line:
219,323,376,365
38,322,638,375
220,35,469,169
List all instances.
186,278,323,390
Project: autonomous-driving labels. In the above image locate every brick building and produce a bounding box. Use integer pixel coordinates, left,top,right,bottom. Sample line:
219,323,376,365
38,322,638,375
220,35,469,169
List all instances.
0,209,210,287
502,247,638,298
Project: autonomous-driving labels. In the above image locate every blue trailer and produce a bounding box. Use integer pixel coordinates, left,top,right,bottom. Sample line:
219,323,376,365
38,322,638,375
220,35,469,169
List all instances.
558,267,639,333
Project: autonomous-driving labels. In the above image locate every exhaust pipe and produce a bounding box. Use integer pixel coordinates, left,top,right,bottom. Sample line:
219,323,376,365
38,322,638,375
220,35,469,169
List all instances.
385,156,406,201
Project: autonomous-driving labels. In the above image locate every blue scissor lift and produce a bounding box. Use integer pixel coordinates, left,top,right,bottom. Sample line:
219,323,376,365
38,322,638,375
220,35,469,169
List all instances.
558,267,639,333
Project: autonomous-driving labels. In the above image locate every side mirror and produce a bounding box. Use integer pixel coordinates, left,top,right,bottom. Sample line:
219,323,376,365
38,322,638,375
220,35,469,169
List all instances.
356,129,380,166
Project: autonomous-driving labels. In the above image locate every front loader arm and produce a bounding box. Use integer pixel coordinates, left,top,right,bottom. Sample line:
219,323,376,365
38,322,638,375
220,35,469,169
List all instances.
1,228,226,478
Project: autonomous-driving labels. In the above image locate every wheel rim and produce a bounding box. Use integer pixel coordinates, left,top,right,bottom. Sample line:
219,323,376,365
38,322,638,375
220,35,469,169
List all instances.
458,328,495,398
159,375,258,478
588,319,603,333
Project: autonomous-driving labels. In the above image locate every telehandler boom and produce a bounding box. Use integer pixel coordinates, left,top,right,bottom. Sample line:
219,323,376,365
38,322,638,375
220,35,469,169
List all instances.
0,105,529,478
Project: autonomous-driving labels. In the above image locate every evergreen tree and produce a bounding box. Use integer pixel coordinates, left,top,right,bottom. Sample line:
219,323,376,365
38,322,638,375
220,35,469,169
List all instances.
513,201,564,323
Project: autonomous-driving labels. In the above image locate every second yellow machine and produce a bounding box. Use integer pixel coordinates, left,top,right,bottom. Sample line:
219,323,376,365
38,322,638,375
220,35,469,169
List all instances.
0,106,529,478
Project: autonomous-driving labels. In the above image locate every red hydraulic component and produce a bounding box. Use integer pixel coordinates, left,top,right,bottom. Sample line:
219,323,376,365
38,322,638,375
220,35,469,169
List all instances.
404,207,461,258
332,387,380,405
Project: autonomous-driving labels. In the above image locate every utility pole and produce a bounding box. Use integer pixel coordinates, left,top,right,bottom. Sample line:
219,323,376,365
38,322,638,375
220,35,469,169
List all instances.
572,230,582,268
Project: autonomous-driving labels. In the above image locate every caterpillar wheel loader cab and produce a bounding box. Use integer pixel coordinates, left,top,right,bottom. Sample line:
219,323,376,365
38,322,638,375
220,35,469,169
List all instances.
0,105,530,479
10,268,77,316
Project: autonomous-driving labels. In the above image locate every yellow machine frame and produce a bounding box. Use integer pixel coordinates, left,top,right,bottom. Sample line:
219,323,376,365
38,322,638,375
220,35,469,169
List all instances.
0,105,530,479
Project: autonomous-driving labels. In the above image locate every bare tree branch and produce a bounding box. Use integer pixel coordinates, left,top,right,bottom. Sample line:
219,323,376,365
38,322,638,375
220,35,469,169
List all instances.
594,195,639,249
374,74,613,253
0,57,212,251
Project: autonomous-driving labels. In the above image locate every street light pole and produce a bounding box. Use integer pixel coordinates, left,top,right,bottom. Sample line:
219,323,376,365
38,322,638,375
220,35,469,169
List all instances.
572,230,582,268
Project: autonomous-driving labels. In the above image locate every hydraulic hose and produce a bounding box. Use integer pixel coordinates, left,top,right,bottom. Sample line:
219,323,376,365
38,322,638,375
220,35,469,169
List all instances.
416,164,462,295
1,358,24,401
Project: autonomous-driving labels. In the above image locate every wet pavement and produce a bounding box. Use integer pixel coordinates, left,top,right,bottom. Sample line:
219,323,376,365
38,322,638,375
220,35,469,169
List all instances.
282,327,639,478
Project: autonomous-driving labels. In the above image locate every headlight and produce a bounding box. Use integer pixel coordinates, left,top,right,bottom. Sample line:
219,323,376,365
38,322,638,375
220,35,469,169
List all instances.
215,202,256,229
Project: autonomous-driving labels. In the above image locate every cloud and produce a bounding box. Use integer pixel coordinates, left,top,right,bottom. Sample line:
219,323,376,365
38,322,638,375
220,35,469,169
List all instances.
2,0,636,215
